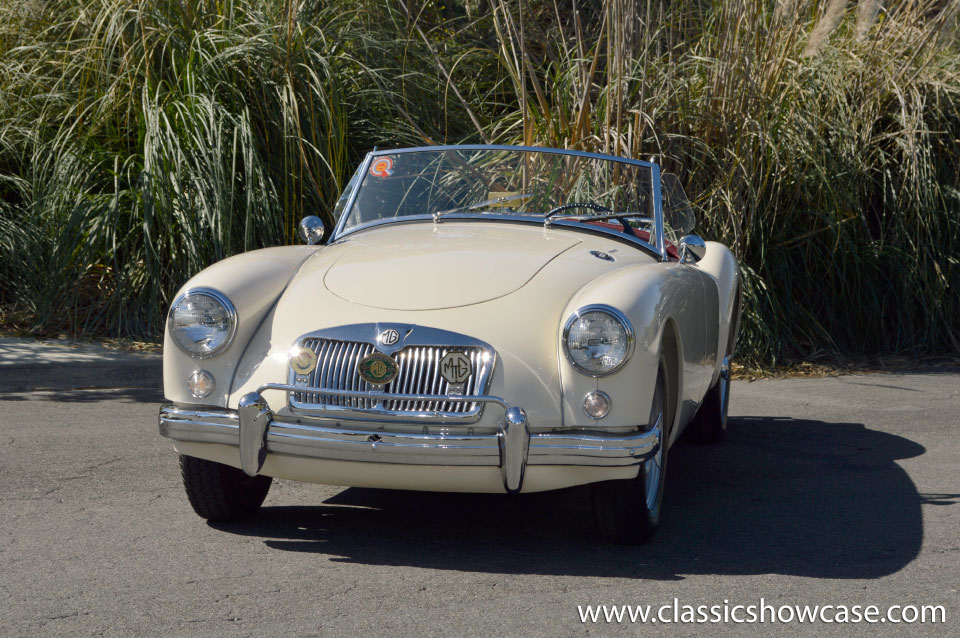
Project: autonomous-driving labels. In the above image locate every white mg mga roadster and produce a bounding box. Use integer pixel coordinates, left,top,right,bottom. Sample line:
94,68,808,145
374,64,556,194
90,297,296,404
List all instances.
159,145,741,543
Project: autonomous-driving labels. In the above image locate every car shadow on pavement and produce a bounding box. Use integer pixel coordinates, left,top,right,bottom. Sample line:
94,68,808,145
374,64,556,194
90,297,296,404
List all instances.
211,416,931,580
0,387,164,403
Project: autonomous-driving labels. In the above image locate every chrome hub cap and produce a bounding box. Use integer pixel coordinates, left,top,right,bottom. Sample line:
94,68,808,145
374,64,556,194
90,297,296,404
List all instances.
644,373,665,511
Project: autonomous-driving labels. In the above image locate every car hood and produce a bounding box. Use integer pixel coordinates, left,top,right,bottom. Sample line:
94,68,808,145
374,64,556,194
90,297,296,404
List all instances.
227,222,659,423
321,224,581,310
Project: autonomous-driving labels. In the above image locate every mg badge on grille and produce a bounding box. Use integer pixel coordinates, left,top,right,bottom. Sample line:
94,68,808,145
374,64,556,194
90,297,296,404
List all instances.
358,352,398,385
290,347,317,375
439,351,472,384
378,329,400,346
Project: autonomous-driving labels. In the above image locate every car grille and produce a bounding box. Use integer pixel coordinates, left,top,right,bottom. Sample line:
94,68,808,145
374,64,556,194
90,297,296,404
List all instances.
291,338,493,416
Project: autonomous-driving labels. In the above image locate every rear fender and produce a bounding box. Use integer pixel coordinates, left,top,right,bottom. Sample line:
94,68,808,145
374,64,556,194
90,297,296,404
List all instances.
696,242,742,383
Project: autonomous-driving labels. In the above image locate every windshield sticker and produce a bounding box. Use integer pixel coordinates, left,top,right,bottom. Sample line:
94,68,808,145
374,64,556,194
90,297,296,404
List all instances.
369,157,394,178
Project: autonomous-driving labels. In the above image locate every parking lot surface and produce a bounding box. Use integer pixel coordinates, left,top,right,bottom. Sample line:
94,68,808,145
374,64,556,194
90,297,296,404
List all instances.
1,370,958,636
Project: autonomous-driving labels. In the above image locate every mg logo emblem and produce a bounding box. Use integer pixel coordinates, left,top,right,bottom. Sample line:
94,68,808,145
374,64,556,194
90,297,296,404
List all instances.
439,351,472,384
379,329,400,346
357,352,399,385
290,347,317,375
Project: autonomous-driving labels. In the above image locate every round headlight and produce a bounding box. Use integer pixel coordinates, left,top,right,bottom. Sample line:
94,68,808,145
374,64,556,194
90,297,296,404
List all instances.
563,305,634,376
168,289,237,357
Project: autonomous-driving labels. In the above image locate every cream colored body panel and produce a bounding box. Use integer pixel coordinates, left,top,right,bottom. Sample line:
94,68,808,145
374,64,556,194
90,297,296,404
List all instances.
229,222,659,432
558,261,714,446
324,223,581,309
697,240,743,380
163,245,317,407
174,441,639,493
163,220,741,492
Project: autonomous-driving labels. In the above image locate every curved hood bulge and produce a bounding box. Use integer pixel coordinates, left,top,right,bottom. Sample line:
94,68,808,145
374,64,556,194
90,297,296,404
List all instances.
322,224,581,310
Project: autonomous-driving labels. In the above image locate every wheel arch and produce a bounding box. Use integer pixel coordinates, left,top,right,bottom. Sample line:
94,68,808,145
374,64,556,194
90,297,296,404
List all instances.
659,318,682,446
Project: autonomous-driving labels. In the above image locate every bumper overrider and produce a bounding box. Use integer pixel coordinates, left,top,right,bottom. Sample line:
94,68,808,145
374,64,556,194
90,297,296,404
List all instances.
159,384,661,494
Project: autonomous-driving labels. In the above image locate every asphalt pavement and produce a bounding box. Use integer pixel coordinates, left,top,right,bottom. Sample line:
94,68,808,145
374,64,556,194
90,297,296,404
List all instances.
0,340,957,636
0,338,160,391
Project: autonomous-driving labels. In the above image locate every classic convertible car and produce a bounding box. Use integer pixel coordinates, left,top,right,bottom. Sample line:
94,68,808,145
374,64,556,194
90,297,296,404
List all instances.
159,145,741,543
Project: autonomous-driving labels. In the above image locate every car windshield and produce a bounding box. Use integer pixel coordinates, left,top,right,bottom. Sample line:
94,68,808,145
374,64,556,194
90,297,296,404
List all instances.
337,147,656,237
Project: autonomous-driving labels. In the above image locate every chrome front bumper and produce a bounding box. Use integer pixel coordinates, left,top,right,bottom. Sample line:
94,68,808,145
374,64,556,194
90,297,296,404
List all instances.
159,384,660,494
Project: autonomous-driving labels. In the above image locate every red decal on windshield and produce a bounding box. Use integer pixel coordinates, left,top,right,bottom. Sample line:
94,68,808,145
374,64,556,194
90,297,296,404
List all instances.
369,157,394,177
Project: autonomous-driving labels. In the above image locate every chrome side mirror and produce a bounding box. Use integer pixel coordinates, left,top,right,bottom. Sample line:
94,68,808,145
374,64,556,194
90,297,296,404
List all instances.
679,234,706,263
298,216,325,245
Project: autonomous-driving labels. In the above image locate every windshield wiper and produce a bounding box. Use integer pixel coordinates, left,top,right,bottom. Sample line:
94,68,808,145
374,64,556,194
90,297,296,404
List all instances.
433,192,531,222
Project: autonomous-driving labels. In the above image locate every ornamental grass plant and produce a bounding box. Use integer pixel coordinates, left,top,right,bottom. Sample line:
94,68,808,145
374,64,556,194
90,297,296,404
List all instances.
1,0,958,365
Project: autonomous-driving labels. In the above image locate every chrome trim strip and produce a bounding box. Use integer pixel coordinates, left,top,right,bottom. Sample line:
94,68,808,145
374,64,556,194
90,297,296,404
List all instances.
651,162,667,261
529,413,661,463
365,144,656,168
159,407,238,446
269,421,501,466
331,214,662,259
161,406,239,423
259,384,511,410
332,151,374,238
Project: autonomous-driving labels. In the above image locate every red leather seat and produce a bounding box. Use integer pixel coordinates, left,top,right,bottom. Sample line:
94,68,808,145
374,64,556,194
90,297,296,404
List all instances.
573,220,680,260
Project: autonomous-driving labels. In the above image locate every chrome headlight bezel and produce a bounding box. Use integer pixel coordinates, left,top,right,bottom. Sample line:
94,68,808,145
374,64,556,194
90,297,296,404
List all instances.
168,288,238,358
562,304,635,377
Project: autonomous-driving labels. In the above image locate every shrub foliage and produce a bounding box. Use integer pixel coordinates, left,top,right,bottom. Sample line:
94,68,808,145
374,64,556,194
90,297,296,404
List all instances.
1,0,958,364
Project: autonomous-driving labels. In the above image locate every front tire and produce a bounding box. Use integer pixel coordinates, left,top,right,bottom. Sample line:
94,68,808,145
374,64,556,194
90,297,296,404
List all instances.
179,454,272,521
591,360,670,544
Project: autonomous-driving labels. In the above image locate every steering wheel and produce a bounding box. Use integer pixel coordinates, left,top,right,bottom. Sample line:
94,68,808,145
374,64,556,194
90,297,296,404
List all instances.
544,202,635,236
545,202,612,218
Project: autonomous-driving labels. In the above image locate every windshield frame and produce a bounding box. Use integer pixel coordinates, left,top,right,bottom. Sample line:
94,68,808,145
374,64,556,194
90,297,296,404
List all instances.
329,145,667,261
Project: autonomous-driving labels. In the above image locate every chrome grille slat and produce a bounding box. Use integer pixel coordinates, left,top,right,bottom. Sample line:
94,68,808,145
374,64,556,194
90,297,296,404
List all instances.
430,348,447,412
398,348,414,412
348,342,360,408
319,340,334,404
344,342,357,407
317,340,334,404
312,340,329,404
429,347,441,412
466,350,479,410
290,338,491,418
331,341,347,402
352,343,362,409
308,339,321,404
415,347,428,412
401,347,416,412
358,343,374,409
406,348,419,411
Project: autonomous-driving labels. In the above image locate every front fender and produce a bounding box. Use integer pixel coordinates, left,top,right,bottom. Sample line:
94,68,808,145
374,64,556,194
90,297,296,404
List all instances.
163,246,318,406
558,262,710,438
